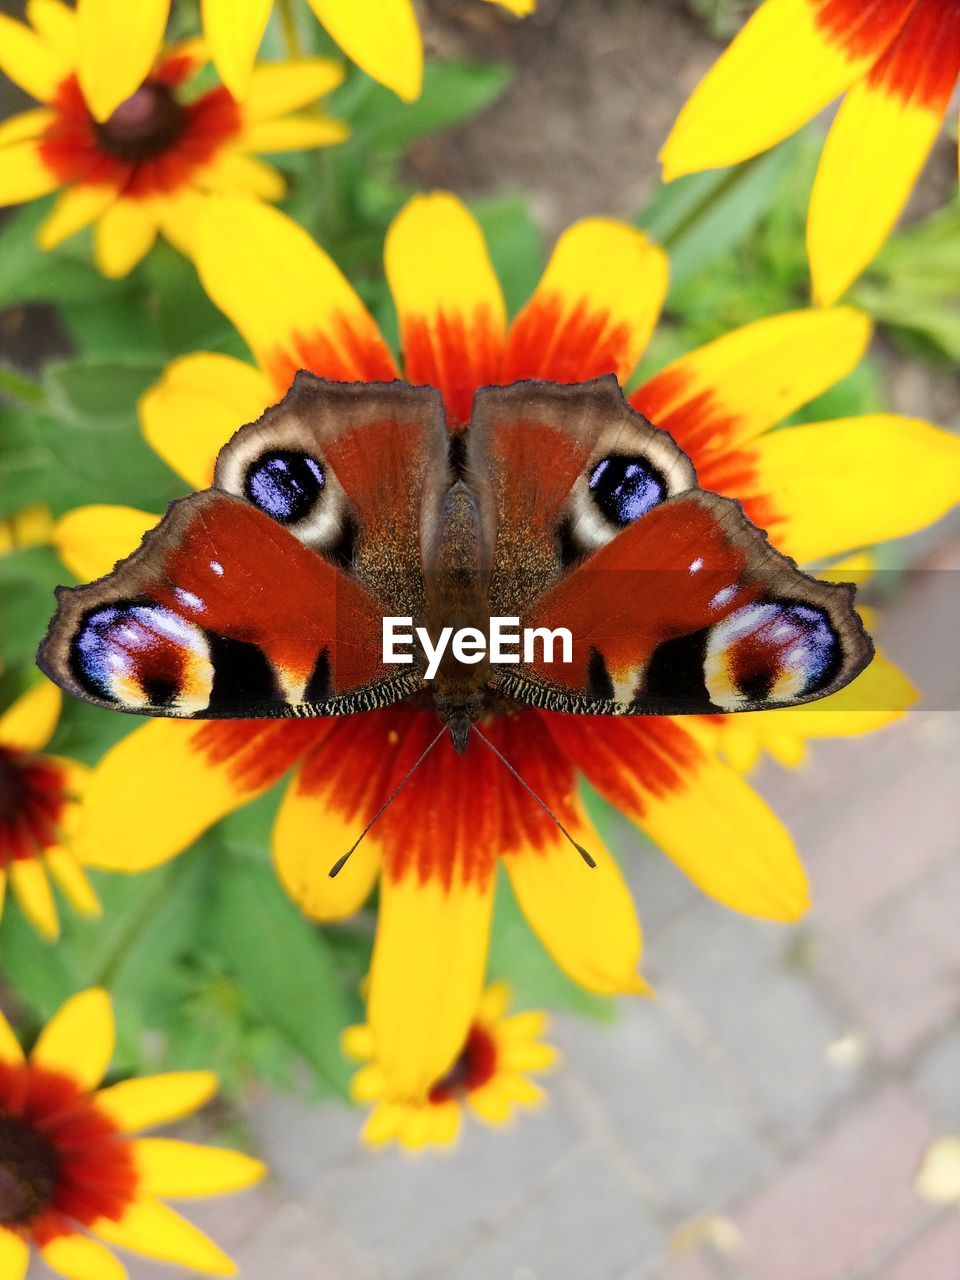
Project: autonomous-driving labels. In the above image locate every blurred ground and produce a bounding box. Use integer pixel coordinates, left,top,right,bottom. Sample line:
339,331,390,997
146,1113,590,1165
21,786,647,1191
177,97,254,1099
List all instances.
12,1,960,1277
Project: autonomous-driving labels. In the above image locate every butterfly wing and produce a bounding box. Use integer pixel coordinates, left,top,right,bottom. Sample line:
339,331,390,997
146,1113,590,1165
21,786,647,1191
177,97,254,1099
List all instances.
467,378,872,714
39,377,451,718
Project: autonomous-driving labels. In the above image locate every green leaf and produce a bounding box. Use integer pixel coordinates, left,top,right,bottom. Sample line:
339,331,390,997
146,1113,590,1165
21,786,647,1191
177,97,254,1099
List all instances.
346,60,511,151
45,356,167,425
475,197,543,318
0,201,117,308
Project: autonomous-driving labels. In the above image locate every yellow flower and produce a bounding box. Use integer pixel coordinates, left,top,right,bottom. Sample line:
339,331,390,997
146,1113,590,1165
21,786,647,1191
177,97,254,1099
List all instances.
51,190,957,1102
0,988,265,1278
0,679,99,941
660,0,960,304
345,983,557,1149
0,505,54,556
0,0,347,277
68,0,535,119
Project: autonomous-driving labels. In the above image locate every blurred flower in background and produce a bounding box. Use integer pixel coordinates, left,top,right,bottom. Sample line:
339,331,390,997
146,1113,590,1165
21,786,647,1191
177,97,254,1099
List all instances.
0,987,265,1279
345,982,557,1150
73,0,535,116
50,189,960,1109
660,0,960,304
0,1,347,277
0,505,54,556
0,679,98,941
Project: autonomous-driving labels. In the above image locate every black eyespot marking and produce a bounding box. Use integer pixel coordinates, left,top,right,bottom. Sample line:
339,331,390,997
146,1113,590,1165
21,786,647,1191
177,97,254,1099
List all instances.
588,454,666,527
585,647,615,700
245,450,324,524
207,633,279,713
642,629,710,710
303,649,331,703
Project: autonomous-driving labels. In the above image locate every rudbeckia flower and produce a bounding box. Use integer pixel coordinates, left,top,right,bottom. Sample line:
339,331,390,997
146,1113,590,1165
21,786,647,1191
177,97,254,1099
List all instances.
70,0,536,120
344,982,556,1149
0,679,99,941
660,0,960,304
0,988,265,1278
0,0,347,277
54,191,960,1104
0,505,54,556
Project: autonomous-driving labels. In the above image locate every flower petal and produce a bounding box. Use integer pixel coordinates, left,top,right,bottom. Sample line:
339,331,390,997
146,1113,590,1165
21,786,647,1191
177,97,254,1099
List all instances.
0,106,56,148
37,184,117,250
10,857,59,940
32,988,115,1089
0,677,61,752
484,0,536,12
549,716,809,921
808,3,960,304
503,219,667,384
41,1235,127,1280
77,0,169,122
504,813,650,995
133,1139,266,1197
201,0,271,101
45,847,102,917
0,1008,25,1067
742,414,960,563
91,1198,236,1275
0,11,72,101
76,719,321,872
140,353,275,489
659,0,914,178
200,149,286,200
244,58,346,121
242,114,349,154
0,1230,29,1280
368,865,495,1100
306,0,422,102
194,196,398,389
95,1071,218,1132
54,505,158,582
25,0,77,57
0,138,61,206
632,307,871,459
385,192,507,425
92,199,158,277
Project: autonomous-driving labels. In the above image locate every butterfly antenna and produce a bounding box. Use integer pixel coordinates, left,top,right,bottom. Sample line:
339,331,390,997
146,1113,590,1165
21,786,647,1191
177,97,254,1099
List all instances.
329,725,447,878
470,724,596,869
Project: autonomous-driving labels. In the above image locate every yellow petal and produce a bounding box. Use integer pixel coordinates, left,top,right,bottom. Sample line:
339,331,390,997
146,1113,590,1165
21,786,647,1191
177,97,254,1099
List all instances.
0,1230,30,1280
0,107,56,148
349,1061,386,1103
660,0,911,178
505,819,650,995
77,0,170,122
10,857,60,940
497,1072,547,1108
809,40,954,303
200,149,286,200
54,505,158,583
0,11,72,101
0,138,61,206
0,1008,25,1067
360,1100,406,1147
41,1235,127,1280
273,768,381,921
504,218,667,385
32,988,115,1089
194,196,397,386
243,115,349,153
484,0,536,13
245,58,346,121
306,0,422,102
95,1071,219,1132
341,1024,374,1062
476,980,511,1025
385,191,506,425
915,1136,960,1205
139,353,273,490
467,1079,513,1125
93,199,158,277
633,307,871,455
38,184,117,250
26,1,77,57
747,414,960,563
154,188,206,260
499,1040,558,1074
92,1198,236,1275
0,677,61,752
201,0,271,101
45,847,102,917
368,866,495,1100
133,1139,266,1197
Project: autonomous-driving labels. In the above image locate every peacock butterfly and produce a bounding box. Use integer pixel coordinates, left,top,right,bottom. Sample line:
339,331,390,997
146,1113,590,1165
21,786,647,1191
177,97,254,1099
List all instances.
39,374,873,765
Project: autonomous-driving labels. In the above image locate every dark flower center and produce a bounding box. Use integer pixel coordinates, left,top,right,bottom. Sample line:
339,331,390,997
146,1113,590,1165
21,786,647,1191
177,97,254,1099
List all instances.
94,82,186,160
0,746,68,867
0,1115,58,1226
0,748,26,820
428,1024,498,1104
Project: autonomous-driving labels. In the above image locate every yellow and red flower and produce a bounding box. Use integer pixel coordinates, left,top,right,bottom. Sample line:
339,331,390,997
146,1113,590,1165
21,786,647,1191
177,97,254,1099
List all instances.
0,0,347,277
0,987,265,1278
345,982,557,1150
0,679,99,941
660,0,960,304
70,0,535,120
53,191,959,1105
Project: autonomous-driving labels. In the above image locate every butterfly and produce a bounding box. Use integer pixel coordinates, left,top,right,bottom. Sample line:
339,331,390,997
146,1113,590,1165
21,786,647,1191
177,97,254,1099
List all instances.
39,374,873,763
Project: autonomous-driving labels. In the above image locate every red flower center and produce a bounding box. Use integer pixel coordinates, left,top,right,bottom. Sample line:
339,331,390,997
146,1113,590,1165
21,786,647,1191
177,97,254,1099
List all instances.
0,1061,138,1245
94,83,186,161
0,747,69,868
428,1024,498,1104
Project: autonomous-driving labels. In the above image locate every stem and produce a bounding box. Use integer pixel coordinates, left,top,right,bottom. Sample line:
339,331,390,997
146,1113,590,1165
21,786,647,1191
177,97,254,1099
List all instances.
0,366,47,408
277,0,304,60
658,154,765,252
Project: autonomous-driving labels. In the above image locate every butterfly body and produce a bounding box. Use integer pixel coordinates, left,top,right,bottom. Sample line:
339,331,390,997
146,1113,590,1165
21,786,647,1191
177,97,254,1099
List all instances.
39,374,873,739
